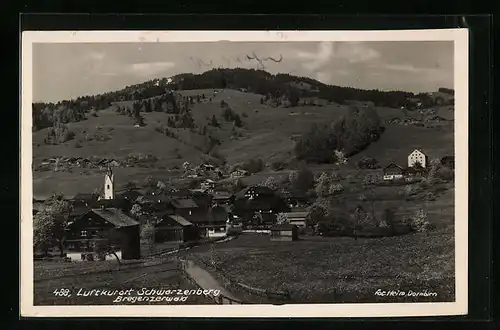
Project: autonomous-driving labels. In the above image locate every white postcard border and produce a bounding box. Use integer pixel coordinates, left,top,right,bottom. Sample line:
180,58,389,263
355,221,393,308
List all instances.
20,29,469,318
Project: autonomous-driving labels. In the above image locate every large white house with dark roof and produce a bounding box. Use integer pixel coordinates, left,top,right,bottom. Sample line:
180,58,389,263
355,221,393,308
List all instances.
408,149,428,168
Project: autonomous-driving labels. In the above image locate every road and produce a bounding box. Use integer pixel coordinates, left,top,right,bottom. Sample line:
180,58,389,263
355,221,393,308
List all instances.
182,259,241,304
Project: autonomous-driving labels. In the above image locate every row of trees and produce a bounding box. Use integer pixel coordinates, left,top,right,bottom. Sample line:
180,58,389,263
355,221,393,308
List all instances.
294,105,384,163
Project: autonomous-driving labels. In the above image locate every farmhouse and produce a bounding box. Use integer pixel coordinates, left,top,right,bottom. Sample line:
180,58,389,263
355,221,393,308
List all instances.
193,205,228,238
408,149,428,168
72,193,98,207
64,207,140,261
383,163,404,181
200,179,215,193
270,224,299,242
155,214,200,243
283,211,308,229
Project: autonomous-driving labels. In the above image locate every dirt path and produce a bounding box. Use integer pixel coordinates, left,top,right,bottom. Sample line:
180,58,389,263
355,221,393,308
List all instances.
183,259,241,304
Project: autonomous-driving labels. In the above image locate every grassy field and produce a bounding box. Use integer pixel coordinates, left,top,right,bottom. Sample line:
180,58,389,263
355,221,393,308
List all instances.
186,182,455,304
32,88,454,198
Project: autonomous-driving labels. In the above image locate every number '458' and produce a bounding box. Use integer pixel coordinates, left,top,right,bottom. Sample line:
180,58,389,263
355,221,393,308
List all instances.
53,288,71,297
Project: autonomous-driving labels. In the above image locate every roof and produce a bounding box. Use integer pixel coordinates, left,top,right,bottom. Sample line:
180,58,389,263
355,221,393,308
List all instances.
89,208,139,228
284,212,308,219
170,198,199,209
384,163,404,170
212,191,233,200
410,148,427,155
118,190,143,200
271,223,298,230
163,214,193,227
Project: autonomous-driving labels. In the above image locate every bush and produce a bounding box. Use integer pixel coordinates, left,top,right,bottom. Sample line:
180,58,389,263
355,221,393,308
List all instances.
357,156,380,169
289,164,314,192
407,209,433,232
436,167,454,182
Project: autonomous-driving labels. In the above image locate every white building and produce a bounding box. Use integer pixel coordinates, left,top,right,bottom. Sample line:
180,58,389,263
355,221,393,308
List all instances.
103,167,115,200
408,149,428,168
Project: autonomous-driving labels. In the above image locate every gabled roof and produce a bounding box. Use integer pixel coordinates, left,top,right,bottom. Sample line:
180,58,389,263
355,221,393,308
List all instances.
410,148,427,155
89,208,139,228
170,198,199,209
212,191,233,200
284,212,308,219
118,190,143,201
160,214,193,227
384,162,404,170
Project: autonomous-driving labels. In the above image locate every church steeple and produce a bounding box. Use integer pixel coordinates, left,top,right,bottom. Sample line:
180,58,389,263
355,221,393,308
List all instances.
104,166,115,200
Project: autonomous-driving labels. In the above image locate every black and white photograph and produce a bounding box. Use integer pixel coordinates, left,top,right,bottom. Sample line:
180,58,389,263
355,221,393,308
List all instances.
20,30,468,317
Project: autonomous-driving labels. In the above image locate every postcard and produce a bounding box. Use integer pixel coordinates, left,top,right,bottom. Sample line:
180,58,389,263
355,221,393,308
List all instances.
20,29,468,317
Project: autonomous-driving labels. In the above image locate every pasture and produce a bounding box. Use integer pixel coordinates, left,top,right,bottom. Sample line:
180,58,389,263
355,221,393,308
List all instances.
32,88,454,199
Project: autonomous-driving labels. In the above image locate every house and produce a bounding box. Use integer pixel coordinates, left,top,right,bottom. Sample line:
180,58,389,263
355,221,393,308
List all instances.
383,163,405,181
270,224,299,241
408,149,428,168
198,205,228,237
226,213,243,235
155,214,200,243
72,193,98,207
200,163,216,172
162,198,206,224
64,207,140,261
200,179,216,193
211,191,234,206
441,156,455,169
230,169,249,178
282,211,308,229
233,186,288,224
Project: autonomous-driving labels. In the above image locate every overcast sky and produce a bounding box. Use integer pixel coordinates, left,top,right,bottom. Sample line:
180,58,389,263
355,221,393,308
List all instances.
32,41,454,103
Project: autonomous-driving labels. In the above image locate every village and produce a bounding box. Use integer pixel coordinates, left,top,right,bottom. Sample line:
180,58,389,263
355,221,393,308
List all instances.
33,147,454,263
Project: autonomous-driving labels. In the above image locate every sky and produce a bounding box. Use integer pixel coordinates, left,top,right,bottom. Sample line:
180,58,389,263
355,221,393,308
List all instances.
32,41,454,103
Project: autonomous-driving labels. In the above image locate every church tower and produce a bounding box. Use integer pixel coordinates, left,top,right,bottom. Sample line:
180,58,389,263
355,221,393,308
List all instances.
104,166,115,200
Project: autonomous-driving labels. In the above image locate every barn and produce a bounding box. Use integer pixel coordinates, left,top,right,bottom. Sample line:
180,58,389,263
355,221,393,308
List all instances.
64,207,141,261
270,224,299,242
155,214,200,243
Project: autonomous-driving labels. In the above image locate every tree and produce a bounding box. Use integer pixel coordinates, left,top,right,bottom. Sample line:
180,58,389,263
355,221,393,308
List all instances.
210,115,219,127
314,172,331,198
260,176,278,191
33,195,73,257
276,213,289,225
124,181,137,191
130,204,143,219
362,172,382,223
140,222,156,255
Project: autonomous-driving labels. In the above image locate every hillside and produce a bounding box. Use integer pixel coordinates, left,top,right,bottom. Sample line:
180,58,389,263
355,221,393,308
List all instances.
32,85,454,199
32,68,454,131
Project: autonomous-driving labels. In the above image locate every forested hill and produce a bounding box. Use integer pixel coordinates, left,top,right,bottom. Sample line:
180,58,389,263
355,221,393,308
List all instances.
32,68,454,131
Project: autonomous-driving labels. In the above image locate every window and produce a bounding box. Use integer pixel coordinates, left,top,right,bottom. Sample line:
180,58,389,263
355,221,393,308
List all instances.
81,230,87,237
107,185,110,189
